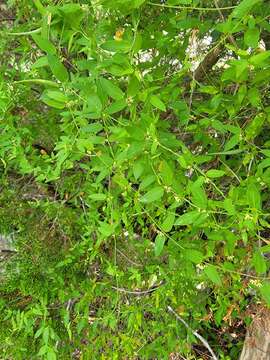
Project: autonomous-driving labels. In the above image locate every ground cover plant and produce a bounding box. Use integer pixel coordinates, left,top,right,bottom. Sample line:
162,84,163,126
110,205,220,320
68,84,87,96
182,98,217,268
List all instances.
1,0,270,358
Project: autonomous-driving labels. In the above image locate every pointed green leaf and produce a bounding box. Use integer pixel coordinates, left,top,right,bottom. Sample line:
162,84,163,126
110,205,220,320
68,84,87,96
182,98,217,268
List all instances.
99,77,124,100
204,265,222,286
37,345,48,356
106,99,127,115
185,249,204,264
206,170,225,178
133,161,144,180
231,0,262,19
154,233,165,256
86,94,102,118
252,251,267,274
140,186,164,203
245,113,265,140
260,282,270,306
244,27,260,48
223,198,236,215
98,222,115,237
127,75,140,97
32,34,56,54
150,95,166,111
247,87,261,107
101,40,131,53
250,51,270,67
161,213,175,232
47,54,69,82
224,134,240,151
31,56,48,69
190,182,208,209
247,183,261,210
139,175,156,190
41,90,68,109
15,79,59,87
174,211,201,226
89,194,107,201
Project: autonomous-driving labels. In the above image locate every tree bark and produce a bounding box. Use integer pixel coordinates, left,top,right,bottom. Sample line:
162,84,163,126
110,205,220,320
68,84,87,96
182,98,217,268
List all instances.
239,307,270,360
193,45,223,83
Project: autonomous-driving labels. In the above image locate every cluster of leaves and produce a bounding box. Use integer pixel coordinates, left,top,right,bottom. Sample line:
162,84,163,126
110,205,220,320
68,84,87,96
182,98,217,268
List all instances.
1,0,270,358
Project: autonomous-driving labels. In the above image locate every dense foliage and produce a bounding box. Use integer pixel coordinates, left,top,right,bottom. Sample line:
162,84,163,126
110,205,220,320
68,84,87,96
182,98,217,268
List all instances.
1,0,270,358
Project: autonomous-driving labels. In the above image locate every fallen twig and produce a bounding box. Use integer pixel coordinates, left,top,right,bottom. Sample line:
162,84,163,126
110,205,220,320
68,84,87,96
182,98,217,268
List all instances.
167,305,218,360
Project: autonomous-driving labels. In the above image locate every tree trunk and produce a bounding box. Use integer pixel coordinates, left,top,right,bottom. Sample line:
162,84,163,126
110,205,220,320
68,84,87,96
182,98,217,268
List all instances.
239,307,270,360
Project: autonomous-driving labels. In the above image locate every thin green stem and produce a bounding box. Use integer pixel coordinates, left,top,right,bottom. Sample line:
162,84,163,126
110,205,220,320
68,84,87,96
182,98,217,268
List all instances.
148,1,236,11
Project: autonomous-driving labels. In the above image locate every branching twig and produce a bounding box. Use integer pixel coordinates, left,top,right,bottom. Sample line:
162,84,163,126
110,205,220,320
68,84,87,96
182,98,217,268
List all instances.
116,248,143,267
112,282,165,296
167,306,218,360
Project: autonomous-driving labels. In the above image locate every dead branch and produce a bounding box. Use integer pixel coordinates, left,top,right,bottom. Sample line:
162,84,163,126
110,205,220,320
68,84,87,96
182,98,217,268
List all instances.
168,305,218,360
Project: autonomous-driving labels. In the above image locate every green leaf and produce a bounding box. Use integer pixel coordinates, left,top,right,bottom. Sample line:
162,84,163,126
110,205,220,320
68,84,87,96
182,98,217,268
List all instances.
231,0,262,19
140,186,164,203
199,85,218,95
185,249,204,264
101,40,131,53
127,75,140,97
247,87,261,107
58,4,84,30
150,95,166,112
154,233,165,256
245,113,265,140
98,222,115,237
235,60,249,81
34,327,44,339
41,99,64,109
206,170,225,178
133,0,146,7
204,265,222,286
139,175,156,190
260,282,270,306
223,198,236,215
224,134,241,151
250,51,270,67
41,90,68,109
161,213,175,232
45,90,68,103
174,211,201,226
106,99,127,115
47,54,69,82
37,345,48,356
258,158,270,172
32,34,56,54
101,0,146,11
133,161,144,180
99,77,124,100
190,182,208,209
88,194,107,201
15,79,59,87
193,212,209,227
252,251,267,274
244,27,260,48
247,183,261,210
86,94,102,118
81,123,103,133
31,56,48,69
33,0,46,15
47,347,57,360
42,326,49,344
